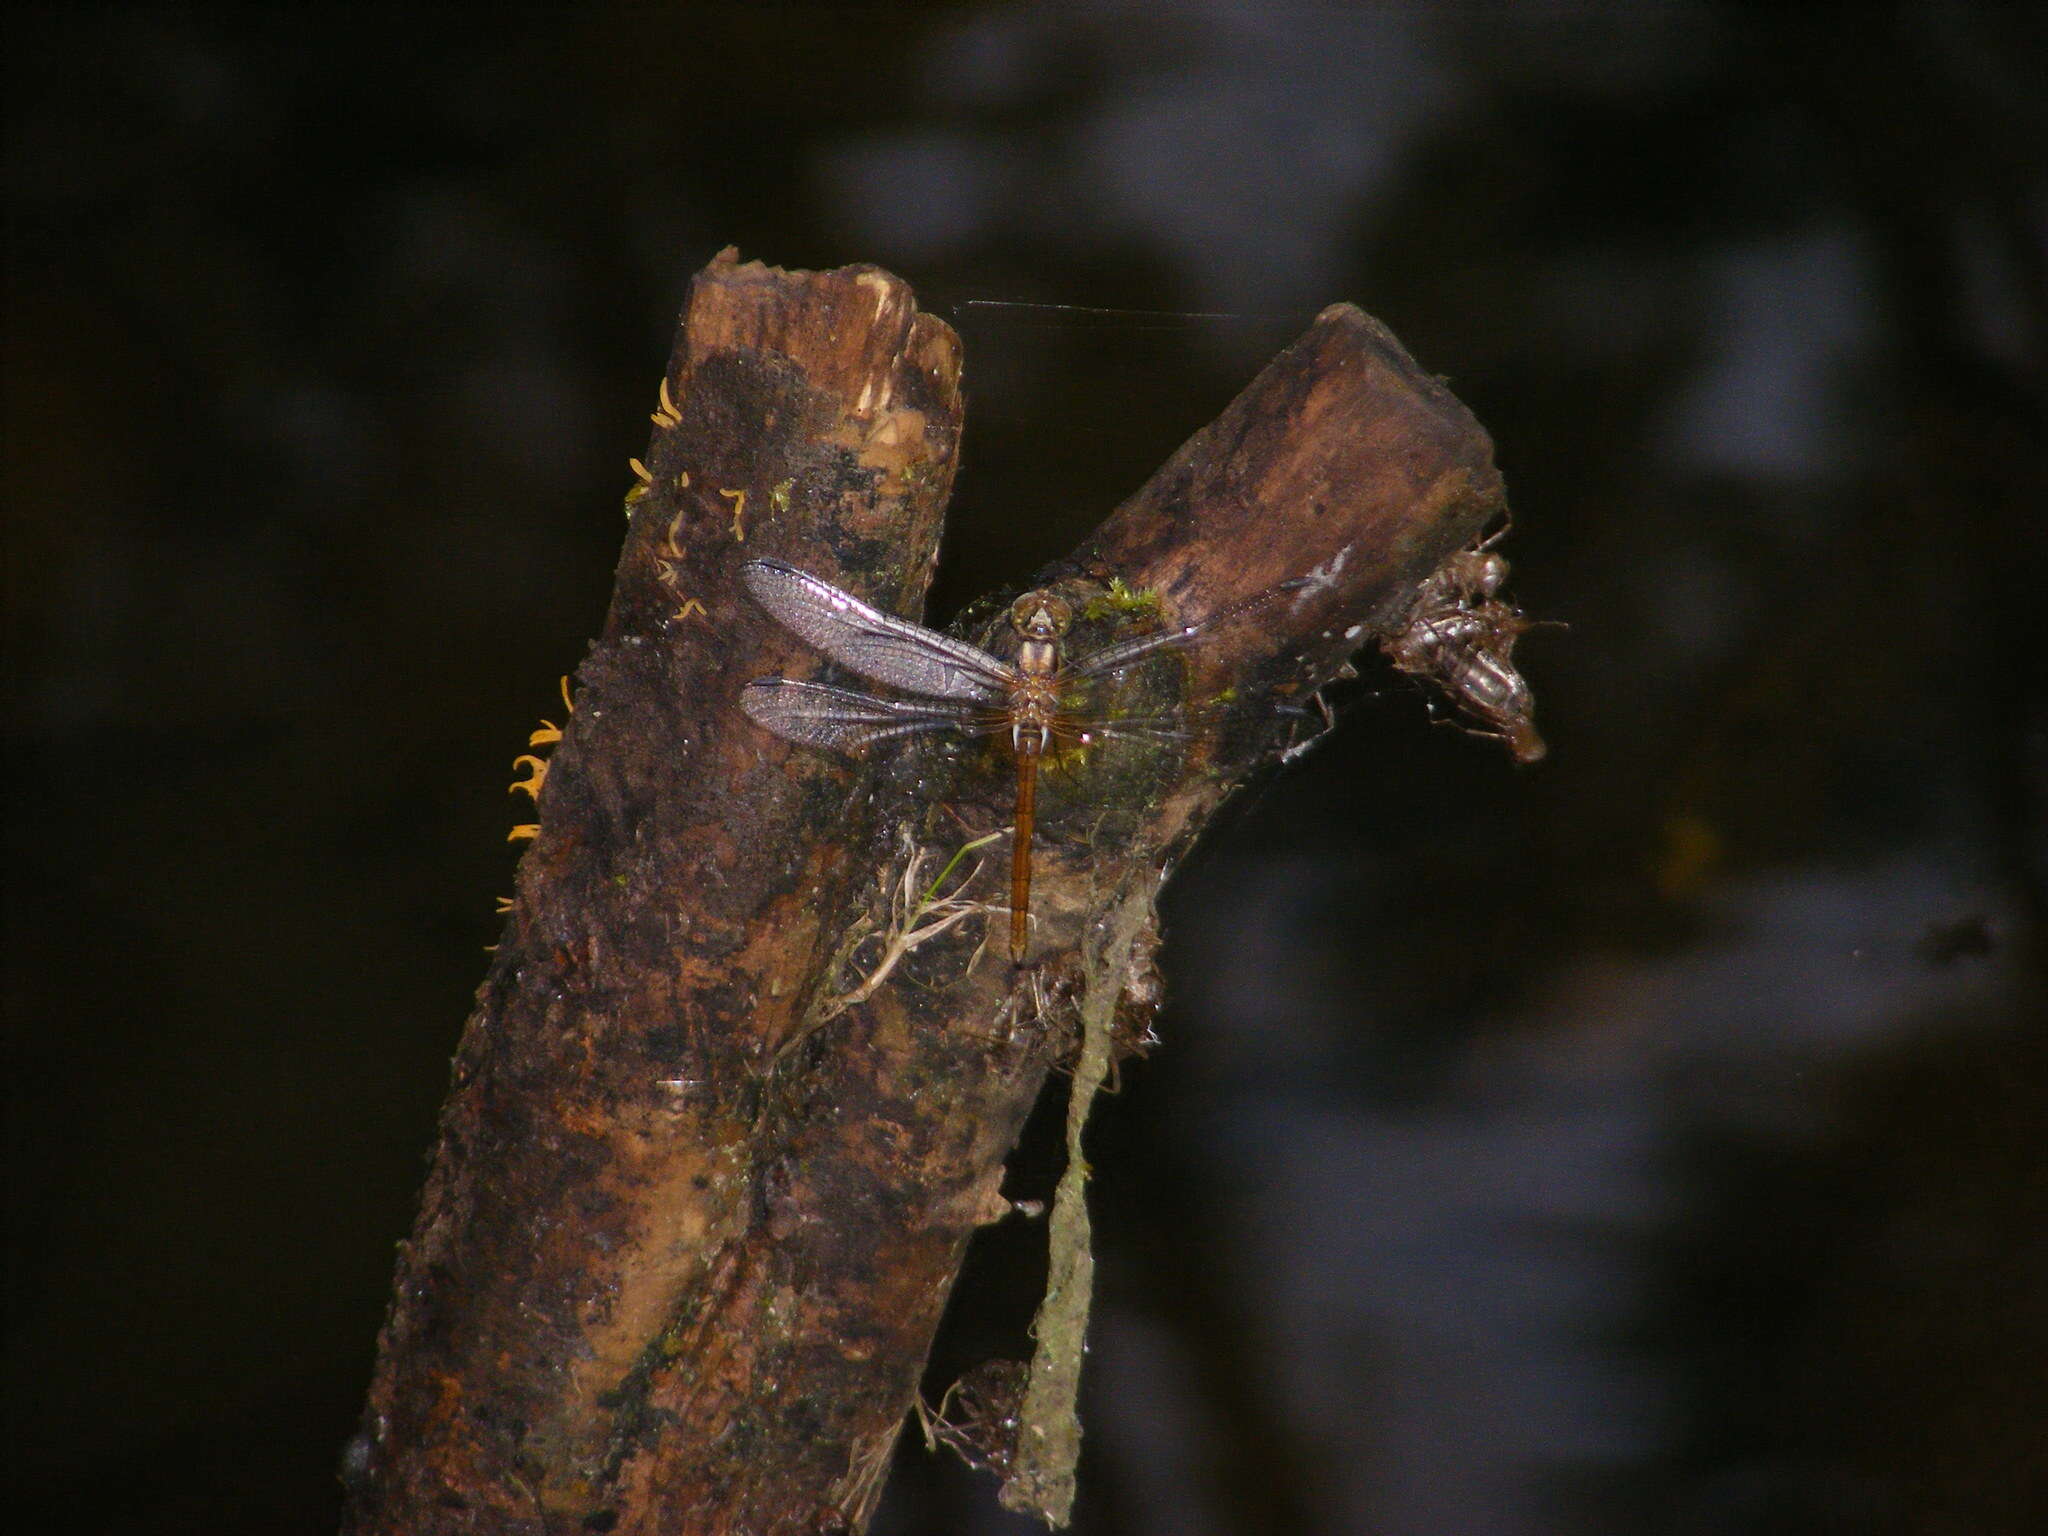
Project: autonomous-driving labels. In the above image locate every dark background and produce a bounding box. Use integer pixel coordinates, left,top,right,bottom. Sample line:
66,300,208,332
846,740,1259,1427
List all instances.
7,5,2045,1533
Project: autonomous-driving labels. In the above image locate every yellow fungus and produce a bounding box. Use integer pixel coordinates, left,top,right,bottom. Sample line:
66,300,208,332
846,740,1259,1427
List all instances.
718,488,747,541
508,754,548,801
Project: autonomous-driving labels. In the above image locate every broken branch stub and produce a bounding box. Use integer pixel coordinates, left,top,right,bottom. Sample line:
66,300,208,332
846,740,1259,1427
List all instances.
1013,303,1510,972
343,250,965,1534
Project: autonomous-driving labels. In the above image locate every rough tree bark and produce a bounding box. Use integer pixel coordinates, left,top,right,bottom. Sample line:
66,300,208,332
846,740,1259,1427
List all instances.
342,249,1507,1534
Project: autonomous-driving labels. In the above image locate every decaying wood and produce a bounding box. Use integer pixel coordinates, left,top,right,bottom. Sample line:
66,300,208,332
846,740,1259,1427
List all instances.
342,250,1508,1535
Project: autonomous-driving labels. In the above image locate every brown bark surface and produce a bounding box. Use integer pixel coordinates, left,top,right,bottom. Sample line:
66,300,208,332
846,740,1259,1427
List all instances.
342,252,1505,1534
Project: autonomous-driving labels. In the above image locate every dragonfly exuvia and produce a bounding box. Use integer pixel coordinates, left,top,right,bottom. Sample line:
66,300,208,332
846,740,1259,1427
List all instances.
737,559,1308,964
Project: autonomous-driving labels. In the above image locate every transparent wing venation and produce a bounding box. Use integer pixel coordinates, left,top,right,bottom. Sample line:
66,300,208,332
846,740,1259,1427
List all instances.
740,678,992,754
741,560,1015,703
1066,577,1314,681
1052,703,1238,747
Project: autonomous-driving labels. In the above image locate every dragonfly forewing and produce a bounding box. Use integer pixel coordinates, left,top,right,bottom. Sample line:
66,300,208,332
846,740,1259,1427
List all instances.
741,560,1016,704
1062,577,1315,682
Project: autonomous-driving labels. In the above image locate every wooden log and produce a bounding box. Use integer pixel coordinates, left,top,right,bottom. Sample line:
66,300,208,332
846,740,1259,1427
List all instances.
342,253,1505,1535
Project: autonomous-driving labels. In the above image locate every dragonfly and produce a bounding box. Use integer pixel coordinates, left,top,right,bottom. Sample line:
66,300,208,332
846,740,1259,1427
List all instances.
736,558,1308,964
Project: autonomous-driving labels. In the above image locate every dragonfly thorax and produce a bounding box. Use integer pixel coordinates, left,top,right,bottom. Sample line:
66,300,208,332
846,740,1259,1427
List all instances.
1006,672,1062,757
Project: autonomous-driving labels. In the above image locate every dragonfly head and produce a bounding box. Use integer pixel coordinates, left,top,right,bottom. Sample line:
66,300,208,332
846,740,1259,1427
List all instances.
1008,590,1074,643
